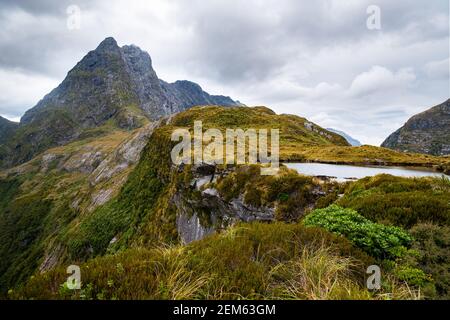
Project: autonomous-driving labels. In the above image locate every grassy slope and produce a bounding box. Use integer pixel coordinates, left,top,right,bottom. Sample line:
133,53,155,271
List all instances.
0,127,140,292
59,106,354,261
297,145,450,169
12,223,380,300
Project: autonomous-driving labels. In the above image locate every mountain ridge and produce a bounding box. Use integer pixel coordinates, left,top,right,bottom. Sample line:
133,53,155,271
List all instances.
381,99,450,155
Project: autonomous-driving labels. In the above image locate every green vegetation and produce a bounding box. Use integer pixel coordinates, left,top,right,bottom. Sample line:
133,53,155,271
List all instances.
303,205,412,259
13,222,420,300
297,145,450,171
0,128,139,293
168,105,349,159
215,165,325,221
64,127,177,261
163,106,450,170
337,174,450,228
331,174,450,299
408,224,450,299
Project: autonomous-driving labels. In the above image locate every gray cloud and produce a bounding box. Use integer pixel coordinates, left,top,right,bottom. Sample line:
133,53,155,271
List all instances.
0,0,448,145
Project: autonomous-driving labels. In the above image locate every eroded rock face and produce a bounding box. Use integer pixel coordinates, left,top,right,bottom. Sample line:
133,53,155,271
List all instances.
39,245,64,273
382,99,450,155
173,164,276,244
89,189,114,211
91,121,160,185
176,208,215,245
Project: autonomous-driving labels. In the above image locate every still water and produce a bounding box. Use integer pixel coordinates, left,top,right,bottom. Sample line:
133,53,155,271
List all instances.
284,162,448,182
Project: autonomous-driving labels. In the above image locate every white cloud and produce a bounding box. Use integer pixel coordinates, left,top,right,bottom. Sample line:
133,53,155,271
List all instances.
424,57,450,80
348,66,416,98
0,68,58,118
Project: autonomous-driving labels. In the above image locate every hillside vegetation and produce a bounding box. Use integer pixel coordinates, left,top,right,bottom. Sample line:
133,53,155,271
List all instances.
1,106,449,300
13,222,419,300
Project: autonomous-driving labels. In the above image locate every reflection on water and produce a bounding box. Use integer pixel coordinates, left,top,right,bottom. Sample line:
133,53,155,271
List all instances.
284,162,448,182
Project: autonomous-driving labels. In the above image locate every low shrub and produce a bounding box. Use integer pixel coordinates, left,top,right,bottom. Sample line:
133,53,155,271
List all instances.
303,205,413,259
12,222,380,300
338,175,450,228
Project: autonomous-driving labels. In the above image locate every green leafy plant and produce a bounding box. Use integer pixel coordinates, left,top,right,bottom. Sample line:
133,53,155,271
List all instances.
303,205,413,259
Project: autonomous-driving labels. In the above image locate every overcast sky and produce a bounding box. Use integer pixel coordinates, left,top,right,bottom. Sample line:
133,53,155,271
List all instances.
0,0,448,145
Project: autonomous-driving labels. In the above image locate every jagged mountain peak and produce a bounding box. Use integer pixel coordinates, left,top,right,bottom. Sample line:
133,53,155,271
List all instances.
0,38,239,168
97,36,118,48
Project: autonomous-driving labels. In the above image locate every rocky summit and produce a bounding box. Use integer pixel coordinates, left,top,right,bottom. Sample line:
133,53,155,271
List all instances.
0,37,238,168
381,99,450,156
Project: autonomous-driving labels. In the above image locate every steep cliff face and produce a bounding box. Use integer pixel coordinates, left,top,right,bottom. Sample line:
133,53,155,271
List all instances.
381,99,450,155
0,37,238,168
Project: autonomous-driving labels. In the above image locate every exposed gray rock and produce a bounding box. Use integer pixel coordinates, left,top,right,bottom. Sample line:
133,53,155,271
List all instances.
39,244,64,273
62,151,104,174
173,164,275,244
40,153,60,172
91,121,160,185
382,99,450,155
176,212,215,245
89,188,114,211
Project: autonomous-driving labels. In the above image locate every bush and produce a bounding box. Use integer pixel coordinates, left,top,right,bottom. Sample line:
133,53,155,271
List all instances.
12,222,379,300
408,224,450,299
303,205,413,259
338,175,450,228
216,165,319,221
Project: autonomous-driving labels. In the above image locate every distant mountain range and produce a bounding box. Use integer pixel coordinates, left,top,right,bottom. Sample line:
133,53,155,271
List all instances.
0,37,238,168
381,99,450,156
326,128,362,146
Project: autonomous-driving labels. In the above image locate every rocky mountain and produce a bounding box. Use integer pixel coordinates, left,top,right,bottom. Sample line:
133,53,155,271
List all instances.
381,99,450,156
0,37,237,168
326,128,362,146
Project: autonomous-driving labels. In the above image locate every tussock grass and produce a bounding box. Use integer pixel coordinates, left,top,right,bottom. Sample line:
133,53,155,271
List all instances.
12,222,416,300
267,246,371,300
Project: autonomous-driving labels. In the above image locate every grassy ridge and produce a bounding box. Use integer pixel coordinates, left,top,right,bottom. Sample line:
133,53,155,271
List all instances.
293,145,450,171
